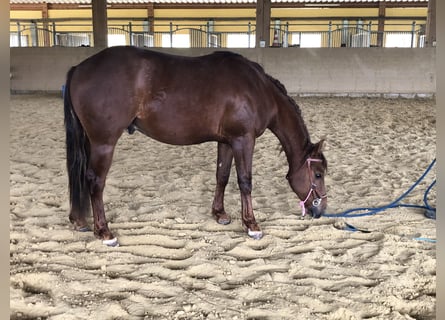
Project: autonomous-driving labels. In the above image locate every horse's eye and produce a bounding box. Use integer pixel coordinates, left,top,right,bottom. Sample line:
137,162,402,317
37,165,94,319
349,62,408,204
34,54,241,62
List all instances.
315,173,322,179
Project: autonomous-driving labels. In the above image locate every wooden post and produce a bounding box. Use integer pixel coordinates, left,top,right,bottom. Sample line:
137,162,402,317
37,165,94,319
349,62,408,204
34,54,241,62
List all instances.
147,3,154,32
92,0,108,48
41,3,50,46
377,1,385,47
425,0,436,47
256,0,271,48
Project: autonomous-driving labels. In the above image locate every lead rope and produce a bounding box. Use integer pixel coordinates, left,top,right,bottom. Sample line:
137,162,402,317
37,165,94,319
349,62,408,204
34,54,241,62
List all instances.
323,158,436,218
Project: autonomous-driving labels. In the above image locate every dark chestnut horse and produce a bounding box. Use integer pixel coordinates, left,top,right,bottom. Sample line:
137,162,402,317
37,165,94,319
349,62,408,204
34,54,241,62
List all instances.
64,46,327,246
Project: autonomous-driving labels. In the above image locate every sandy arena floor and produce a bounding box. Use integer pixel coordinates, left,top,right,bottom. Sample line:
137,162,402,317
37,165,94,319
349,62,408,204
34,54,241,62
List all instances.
10,94,436,319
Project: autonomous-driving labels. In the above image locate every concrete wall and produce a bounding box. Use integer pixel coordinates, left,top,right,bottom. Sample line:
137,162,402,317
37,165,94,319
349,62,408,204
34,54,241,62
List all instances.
10,47,435,97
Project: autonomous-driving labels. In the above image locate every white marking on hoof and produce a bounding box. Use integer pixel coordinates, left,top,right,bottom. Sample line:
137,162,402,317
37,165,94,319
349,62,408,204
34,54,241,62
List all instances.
102,237,119,247
248,229,263,240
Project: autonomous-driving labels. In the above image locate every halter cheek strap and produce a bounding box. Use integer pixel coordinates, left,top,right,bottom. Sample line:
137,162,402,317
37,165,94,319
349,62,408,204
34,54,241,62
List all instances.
299,158,327,217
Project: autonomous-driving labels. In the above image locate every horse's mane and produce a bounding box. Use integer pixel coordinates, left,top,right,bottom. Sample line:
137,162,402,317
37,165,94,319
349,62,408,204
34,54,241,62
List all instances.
213,52,326,169
252,63,311,155
265,73,303,116
242,58,302,115
247,59,327,168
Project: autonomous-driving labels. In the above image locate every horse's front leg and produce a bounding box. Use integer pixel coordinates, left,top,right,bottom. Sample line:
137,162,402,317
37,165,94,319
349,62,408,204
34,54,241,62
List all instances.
231,136,263,240
87,143,119,247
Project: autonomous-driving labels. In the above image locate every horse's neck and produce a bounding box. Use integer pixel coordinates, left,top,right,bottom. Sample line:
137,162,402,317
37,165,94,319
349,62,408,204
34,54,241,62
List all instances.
269,98,310,168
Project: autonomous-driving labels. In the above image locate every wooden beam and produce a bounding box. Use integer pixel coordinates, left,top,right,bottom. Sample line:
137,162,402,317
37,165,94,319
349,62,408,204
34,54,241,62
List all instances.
41,3,50,46
147,4,154,32
92,0,108,48
10,1,429,13
10,3,50,10
272,2,427,8
9,15,426,24
377,1,385,47
425,0,436,47
256,0,271,48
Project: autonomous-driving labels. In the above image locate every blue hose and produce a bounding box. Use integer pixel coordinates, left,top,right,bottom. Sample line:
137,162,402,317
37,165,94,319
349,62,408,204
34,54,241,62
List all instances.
323,158,436,219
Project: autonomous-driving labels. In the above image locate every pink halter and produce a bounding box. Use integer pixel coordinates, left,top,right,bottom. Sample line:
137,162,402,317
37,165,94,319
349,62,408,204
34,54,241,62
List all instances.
299,157,327,217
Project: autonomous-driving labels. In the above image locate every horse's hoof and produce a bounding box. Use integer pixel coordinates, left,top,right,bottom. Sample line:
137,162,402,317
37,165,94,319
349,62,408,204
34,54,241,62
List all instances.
102,237,119,247
77,226,91,232
248,229,263,240
217,215,231,225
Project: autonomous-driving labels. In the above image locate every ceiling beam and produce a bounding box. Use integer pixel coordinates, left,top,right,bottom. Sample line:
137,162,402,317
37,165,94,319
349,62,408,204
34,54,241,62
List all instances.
10,1,428,11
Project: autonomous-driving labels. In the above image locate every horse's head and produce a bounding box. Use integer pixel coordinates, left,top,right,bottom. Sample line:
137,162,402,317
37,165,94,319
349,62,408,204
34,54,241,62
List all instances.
287,140,327,218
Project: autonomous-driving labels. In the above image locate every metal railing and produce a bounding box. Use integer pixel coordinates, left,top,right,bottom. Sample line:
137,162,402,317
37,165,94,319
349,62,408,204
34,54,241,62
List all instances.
10,20,426,48
271,21,425,48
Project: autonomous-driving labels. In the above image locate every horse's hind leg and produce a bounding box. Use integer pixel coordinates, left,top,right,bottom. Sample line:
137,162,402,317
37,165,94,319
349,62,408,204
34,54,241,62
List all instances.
69,207,89,232
87,142,118,246
212,142,233,225
231,135,262,240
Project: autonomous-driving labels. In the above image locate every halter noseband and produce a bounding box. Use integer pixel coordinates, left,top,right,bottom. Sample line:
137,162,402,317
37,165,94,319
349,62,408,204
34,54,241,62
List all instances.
299,157,327,217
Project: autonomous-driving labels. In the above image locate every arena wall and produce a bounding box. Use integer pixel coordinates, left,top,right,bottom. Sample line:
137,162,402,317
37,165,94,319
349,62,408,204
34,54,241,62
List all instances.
10,47,435,97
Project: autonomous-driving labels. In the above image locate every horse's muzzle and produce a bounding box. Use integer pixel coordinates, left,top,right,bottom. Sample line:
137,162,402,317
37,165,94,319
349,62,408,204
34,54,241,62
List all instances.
309,206,324,219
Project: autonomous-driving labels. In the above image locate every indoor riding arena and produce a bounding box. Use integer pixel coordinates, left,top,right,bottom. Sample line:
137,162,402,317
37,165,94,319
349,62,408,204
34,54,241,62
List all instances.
10,1,436,319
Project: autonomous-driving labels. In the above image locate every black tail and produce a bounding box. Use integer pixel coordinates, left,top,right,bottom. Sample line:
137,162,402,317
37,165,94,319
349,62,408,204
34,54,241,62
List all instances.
64,67,91,220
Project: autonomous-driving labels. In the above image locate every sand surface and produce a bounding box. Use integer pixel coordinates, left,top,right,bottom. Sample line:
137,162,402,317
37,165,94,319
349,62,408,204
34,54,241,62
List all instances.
10,94,436,319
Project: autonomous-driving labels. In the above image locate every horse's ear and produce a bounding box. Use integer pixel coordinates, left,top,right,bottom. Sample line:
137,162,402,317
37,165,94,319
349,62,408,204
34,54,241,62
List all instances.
315,139,325,154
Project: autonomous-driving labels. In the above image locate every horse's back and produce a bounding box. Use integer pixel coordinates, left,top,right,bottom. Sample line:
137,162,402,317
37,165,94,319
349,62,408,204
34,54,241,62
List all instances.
68,46,277,145
72,46,266,93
